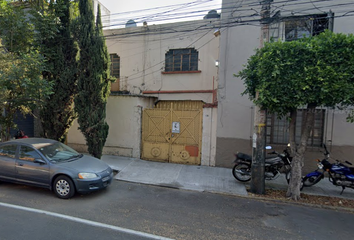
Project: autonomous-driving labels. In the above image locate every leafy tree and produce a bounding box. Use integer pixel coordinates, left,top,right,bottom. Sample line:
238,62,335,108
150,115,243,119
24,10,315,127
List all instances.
0,0,53,140
75,0,112,159
32,0,79,142
238,31,354,200
0,0,34,53
0,51,53,140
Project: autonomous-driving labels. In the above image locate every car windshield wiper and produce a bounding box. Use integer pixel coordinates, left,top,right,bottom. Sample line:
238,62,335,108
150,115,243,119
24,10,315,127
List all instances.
66,154,83,161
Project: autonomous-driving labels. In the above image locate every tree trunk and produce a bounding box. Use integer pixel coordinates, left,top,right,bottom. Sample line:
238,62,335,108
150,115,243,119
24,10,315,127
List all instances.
288,110,297,155
286,104,316,200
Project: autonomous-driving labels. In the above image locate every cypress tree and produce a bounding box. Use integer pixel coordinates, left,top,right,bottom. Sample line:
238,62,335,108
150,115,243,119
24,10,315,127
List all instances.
76,0,111,159
94,5,112,102
37,0,78,141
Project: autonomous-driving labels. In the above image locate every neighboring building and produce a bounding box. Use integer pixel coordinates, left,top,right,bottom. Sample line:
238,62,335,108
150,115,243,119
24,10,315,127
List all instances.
216,0,354,171
68,16,220,166
93,0,110,27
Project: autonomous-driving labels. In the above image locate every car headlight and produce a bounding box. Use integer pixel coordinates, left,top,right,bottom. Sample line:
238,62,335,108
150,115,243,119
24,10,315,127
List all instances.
78,173,98,179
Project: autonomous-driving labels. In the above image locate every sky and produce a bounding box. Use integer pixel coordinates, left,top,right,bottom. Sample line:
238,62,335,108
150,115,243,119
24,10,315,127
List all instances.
98,0,222,28
99,0,199,13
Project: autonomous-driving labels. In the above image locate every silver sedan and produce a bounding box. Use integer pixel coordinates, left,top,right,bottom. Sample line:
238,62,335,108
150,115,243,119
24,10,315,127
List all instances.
0,138,113,199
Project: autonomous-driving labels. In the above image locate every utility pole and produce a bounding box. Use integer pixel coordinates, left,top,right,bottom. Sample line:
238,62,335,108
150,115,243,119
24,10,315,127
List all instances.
250,0,272,195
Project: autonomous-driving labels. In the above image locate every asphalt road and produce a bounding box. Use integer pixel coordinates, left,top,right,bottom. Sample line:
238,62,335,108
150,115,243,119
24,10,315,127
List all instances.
0,204,164,240
0,180,353,240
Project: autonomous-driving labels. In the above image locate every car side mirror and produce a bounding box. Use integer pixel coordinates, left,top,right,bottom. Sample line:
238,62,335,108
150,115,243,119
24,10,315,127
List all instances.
34,159,46,165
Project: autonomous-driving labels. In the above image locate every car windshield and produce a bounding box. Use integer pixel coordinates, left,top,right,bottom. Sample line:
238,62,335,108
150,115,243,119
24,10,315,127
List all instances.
35,142,81,162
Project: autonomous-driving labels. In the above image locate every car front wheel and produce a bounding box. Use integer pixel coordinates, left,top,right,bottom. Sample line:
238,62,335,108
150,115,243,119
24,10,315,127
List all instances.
53,176,75,199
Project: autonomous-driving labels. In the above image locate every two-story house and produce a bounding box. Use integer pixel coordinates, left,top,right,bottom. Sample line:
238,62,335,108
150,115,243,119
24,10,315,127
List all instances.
67,12,221,166
216,0,354,171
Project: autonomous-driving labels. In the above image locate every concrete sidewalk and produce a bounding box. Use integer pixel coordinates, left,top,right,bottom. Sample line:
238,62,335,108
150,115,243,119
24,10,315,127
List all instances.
102,155,354,200
102,155,248,196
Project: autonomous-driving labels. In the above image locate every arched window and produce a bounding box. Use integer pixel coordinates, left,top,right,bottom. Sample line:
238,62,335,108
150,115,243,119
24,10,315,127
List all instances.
110,54,120,92
110,54,120,78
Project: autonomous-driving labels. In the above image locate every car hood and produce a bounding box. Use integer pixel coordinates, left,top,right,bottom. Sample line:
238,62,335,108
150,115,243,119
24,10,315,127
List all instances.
59,155,110,173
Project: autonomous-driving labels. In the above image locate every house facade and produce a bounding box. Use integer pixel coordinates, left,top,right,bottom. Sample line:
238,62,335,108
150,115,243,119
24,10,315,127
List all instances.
216,0,354,171
67,16,220,166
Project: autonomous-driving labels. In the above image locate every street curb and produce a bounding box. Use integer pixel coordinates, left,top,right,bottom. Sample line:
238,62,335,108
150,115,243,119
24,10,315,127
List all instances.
243,191,354,214
113,177,354,213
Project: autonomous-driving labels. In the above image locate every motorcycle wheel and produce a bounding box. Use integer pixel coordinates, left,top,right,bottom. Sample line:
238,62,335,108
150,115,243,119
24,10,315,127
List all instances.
232,163,251,182
302,175,323,188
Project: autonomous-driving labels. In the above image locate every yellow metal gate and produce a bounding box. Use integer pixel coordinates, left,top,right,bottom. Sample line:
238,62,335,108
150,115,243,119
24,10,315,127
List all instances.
142,101,203,165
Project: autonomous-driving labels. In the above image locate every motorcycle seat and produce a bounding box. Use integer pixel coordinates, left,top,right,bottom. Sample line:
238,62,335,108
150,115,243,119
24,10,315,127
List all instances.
236,153,252,161
237,153,279,162
265,157,281,164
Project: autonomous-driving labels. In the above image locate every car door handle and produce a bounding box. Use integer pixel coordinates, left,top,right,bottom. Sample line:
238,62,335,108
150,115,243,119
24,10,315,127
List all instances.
18,163,24,166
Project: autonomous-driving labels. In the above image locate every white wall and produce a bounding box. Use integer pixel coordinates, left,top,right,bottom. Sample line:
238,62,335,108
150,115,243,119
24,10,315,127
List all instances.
201,107,218,166
217,24,259,140
324,109,354,146
67,95,156,158
104,19,220,103
217,0,260,140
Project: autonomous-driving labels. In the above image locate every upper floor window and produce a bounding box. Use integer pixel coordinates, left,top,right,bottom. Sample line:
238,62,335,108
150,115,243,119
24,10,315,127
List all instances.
164,48,199,73
110,54,120,78
284,14,329,41
269,13,331,42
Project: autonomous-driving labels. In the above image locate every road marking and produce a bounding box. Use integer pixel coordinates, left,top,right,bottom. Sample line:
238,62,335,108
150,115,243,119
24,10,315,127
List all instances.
0,202,174,240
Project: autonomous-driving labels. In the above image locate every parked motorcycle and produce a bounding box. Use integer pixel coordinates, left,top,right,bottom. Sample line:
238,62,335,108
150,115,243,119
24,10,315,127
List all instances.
302,144,354,194
232,146,292,183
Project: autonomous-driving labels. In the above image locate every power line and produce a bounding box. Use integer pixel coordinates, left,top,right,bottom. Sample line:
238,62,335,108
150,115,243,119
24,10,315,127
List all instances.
102,0,354,87
100,0,222,27
4,0,354,87
108,2,260,87
101,0,354,34
100,0,354,29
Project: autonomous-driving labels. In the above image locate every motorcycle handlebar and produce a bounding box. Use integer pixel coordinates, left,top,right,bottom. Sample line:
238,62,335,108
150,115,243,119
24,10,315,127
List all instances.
345,160,353,166
333,159,353,167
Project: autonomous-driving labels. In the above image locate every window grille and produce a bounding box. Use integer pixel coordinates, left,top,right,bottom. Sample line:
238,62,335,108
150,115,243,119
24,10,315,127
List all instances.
284,14,329,41
165,48,198,72
266,109,325,146
110,54,120,78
